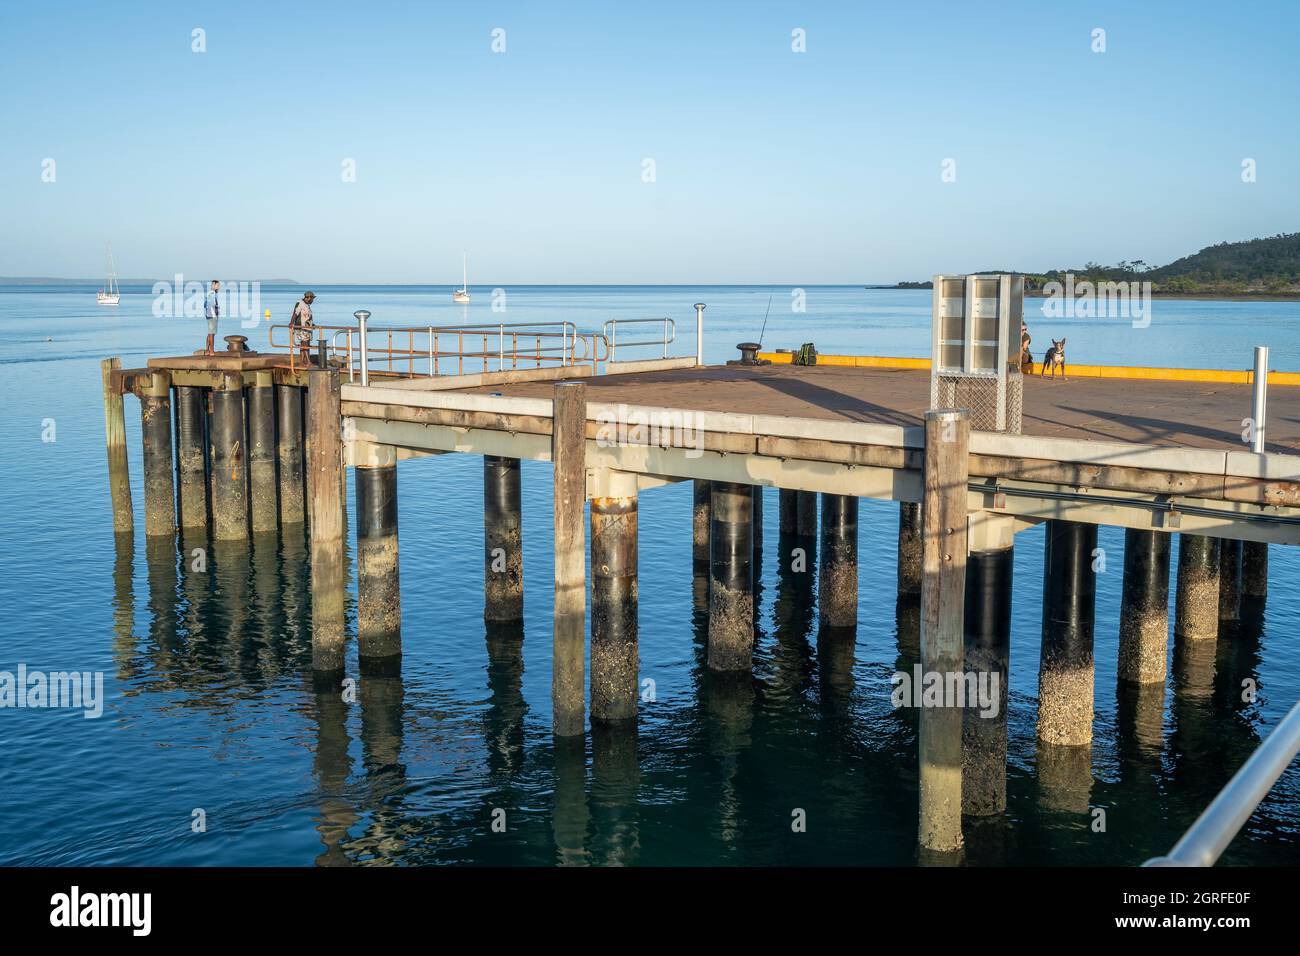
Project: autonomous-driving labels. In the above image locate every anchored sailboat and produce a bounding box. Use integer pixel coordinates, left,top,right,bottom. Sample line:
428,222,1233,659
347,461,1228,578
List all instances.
97,244,120,306
452,251,470,303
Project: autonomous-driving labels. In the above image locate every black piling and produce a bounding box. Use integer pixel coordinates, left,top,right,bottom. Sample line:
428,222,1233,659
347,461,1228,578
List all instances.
898,500,923,600
708,480,753,671
356,447,401,671
139,370,176,537
483,455,524,624
1118,529,1171,685
1175,534,1220,642
962,544,1013,817
174,384,208,533
276,383,305,525
210,371,248,541
590,473,638,724
1036,520,1097,746
1219,539,1243,630
247,372,278,535
818,493,859,630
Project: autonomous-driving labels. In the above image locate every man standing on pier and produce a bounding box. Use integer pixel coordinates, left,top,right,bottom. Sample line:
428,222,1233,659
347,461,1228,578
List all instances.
290,290,316,367
204,279,221,355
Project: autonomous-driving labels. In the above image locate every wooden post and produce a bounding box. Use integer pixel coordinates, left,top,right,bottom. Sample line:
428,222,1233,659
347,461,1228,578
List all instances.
552,382,587,737
139,369,176,537
277,383,306,525
175,385,209,533
918,408,968,853
248,371,279,534
101,358,134,535
356,442,401,670
590,469,638,724
307,371,345,672
210,371,248,541
484,456,524,623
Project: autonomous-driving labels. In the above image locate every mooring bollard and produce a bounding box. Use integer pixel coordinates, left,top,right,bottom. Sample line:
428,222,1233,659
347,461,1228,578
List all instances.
210,370,248,541
818,493,859,630
101,357,134,535
483,455,524,624
552,381,587,737
590,470,638,724
918,408,968,853
306,370,345,672
175,385,208,533
1175,533,1221,641
1118,529,1172,685
1036,519,1098,747
356,442,401,670
139,369,176,537
708,480,754,671
248,371,278,534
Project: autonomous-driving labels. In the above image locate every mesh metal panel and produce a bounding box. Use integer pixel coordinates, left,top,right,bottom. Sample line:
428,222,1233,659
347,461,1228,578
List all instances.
931,371,1022,434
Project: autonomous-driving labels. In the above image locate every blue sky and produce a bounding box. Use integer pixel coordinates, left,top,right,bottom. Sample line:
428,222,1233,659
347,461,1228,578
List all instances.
1,1,1297,283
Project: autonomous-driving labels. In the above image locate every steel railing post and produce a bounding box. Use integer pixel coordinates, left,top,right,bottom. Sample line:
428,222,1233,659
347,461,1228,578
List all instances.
1252,345,1269,453
354,310,371,386
694,302,706,366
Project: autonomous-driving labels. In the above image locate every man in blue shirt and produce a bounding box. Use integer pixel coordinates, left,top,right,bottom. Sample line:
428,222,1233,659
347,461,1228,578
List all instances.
204,280,220,355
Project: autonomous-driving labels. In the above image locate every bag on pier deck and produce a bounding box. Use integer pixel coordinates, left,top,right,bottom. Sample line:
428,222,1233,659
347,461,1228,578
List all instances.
793,342,818,366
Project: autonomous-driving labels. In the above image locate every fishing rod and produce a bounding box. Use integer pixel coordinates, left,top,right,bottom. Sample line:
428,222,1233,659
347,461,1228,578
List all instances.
757,293,773,348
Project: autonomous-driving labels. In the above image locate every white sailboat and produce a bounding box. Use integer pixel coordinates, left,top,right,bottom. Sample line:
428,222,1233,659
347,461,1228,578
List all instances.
452,251,470,303
97,244,120,305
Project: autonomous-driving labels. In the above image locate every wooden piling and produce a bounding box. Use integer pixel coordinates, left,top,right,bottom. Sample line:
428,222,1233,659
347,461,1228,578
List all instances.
277,383,305,525
918,408,968,853
174,385,208,533
101,357,134,535
708,480,754,672
818,493,859,630
483,456,524,624
1036,519,1097,746
692,479,711,569
590,470,638,724
1218,538,1242,627
210,371,248,541
1118,528,1171,685
1175,534,1220,641
898,501,923,600
138,369,176,537
306,370,345,672
248,371,278,534
962,543,1012,817
552,382,587,737
356,443,401,670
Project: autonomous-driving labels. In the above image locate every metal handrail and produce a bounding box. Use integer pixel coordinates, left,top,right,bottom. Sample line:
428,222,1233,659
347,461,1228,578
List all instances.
603,317,676,362
1144,700,1300,866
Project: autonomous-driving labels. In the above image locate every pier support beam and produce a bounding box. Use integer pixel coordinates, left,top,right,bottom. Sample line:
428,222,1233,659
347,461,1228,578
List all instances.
101,357,133,535
898,501,923,600
552,382,587,737
708,480,754,671
962,538,1012,817
1118,529,1171,685
692,480,711,569
484,456,524,624
1036,520,1097,747
1175,534,1220,641
307,371,345,673
1242,541,1268,604
248,371,278,535
818,493,859,630
918,409,969,853
277,383,305,525
210,371,248,541
1218,539,1242,630
139,370,176,537
356,443,400,670
590,470,638,724
175,385,208,533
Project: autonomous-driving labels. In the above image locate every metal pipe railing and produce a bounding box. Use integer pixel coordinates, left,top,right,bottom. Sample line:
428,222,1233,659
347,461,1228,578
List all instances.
1145,700,1300,866
694,302,706,366
602,317,676,362
1252,345,1269,453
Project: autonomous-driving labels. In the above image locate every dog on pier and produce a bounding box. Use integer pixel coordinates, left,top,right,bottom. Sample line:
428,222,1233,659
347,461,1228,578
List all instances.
1041,338,1067,380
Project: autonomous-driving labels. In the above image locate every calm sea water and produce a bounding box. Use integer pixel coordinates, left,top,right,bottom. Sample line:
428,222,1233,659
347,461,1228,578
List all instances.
1,285,1297,866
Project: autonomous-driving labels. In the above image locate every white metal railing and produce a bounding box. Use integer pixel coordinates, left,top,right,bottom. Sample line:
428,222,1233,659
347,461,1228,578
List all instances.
1144,700,1300,866
603,317,676,362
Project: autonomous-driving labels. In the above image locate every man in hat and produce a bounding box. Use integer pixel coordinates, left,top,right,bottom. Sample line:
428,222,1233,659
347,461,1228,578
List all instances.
204,280,221,355
290,290,317,366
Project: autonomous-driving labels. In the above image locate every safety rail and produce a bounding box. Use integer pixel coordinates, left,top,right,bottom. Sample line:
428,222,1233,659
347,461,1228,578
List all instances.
268,321,609,381
1145,700,1300,866
603,317,675,362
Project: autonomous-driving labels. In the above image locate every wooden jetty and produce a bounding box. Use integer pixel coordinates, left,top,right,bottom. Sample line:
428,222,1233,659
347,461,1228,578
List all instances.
101,319,1300,856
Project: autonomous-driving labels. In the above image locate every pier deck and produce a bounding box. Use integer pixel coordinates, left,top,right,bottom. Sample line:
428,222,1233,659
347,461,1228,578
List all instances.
452,363,1300,453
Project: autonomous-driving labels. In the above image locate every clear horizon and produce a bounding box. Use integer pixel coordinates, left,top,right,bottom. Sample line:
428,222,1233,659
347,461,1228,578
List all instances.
2,1,1297,283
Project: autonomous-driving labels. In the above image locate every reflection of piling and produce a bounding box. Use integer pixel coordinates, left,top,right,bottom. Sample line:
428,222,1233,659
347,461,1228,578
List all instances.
590,471,638,724
139,370,176,537
1118,529,1171,685
247,372,278,534
307,371,345,673
962,544,1012,817
355,443,401,671
1036,520,1097,746
483,456,524,624
552,735,590,865
918,409,968,854
552,382,587,737
277,383,306,526
708,480,754,671
1175,534,1220,641
175,385,208,532
1218,539,1242,630
210,371,248,541
101,358,134,534
898,501,923,600
818,494,858,630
